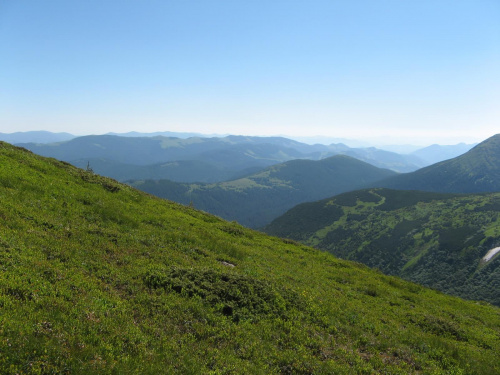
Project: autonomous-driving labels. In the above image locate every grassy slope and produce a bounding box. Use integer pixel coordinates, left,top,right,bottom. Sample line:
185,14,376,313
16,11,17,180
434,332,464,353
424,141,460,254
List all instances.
376,134,500,193
130,155,396,228
264,188,500,306
0,142,499,374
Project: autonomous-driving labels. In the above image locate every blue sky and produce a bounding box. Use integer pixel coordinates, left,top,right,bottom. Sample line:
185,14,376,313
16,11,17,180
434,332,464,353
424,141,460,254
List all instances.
1,0,499,145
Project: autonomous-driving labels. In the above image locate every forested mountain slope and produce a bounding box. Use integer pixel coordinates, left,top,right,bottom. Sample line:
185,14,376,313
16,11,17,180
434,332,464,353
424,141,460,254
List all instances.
1,141,499,374
265,188,500,306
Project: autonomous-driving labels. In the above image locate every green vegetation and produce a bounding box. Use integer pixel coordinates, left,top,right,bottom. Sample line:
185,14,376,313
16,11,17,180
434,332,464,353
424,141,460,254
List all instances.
376,134,500,193
1,142,499,374
130,155,396,228
265,188,500,306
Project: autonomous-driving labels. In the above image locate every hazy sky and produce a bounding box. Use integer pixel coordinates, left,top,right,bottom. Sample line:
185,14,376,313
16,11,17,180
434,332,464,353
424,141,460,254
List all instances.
1,1,499,145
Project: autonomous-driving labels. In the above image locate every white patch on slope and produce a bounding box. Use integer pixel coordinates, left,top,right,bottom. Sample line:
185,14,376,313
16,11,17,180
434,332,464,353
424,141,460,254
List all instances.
483,247,500,262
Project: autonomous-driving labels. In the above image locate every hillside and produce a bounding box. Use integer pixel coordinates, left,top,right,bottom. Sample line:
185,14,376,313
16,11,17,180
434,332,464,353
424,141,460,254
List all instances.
130,155,397,228
264,188,500,306
376,134,500,193
1,141,499,374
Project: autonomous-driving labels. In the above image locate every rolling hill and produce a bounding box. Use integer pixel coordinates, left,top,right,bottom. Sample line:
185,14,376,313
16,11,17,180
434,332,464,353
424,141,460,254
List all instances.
264,188,500,306
376,134,500,193
1,141,499,374
129,155,397,228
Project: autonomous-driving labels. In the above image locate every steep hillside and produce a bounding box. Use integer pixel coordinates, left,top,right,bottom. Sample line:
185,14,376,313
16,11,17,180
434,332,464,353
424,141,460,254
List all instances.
1,142,499,374
265,188,500,306
376,134,500,193
130,155,397,228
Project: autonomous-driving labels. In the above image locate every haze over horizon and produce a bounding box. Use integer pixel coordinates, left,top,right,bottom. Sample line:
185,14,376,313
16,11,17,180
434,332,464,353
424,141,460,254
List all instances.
1,1,499,146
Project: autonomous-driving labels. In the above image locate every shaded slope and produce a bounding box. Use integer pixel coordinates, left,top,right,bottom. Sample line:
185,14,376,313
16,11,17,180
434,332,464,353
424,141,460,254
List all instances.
130,155,397,228
265,188,500,306
71,158,243,183
0,142,499,374
376,134,500,193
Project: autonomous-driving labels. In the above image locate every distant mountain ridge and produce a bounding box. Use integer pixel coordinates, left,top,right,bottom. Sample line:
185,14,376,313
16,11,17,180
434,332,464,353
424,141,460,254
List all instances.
17,133,428,175
130,155,397,228
13,132,480,187
0,130,75,144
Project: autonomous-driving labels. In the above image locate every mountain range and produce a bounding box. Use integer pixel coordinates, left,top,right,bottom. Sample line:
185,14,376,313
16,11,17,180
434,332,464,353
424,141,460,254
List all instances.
6,131,476,174
0,130,75,144
17,133,436,176
1,140,499,374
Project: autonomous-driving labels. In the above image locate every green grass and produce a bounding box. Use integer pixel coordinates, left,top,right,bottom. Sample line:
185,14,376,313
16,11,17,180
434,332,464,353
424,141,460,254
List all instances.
0,142,499,374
